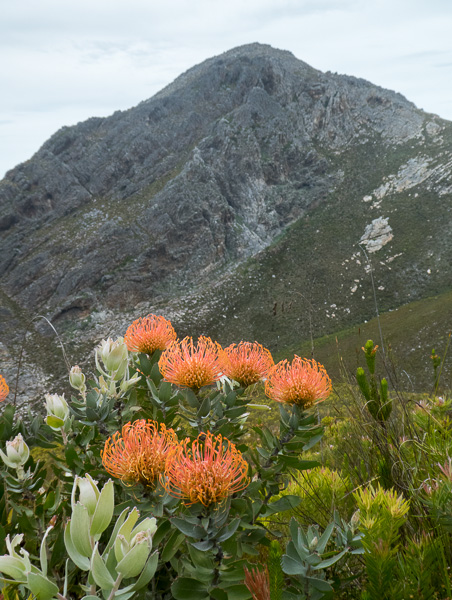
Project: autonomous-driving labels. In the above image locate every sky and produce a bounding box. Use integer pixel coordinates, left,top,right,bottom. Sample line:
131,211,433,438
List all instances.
1,0,452,179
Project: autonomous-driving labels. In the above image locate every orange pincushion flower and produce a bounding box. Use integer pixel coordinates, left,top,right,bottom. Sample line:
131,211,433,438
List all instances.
0,375,9,402
159,336,223,391
163,432,249,506
102,419,179,487
265,356,332,408
124,314,177,355
220,341,274,387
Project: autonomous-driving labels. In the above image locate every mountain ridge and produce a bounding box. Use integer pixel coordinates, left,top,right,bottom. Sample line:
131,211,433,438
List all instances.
1,43,451,401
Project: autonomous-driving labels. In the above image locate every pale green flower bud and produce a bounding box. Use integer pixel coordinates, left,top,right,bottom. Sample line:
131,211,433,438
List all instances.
115,517,157,578
70,474,114,540
308,536,318,552
69,365,86,390
96,338,128,373
74,474,100,515
45,393,69,429
0,434,30,469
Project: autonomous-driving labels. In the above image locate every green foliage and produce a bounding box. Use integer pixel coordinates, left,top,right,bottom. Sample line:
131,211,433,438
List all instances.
0,330,326,599
0,318,451,599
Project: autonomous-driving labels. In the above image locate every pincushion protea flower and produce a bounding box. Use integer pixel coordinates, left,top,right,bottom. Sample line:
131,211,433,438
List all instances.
159,336,223,391
124,314,177,355
102,420,178,487
244,565,271,600
0,375,8,402
220,341,274,388
163,432,249,506
265,356,332,408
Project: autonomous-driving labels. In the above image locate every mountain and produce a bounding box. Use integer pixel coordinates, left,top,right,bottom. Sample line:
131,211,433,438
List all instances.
1,43,452,402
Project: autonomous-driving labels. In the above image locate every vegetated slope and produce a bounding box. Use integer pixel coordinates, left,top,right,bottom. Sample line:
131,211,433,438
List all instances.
295,289,452,392
0,43,451,400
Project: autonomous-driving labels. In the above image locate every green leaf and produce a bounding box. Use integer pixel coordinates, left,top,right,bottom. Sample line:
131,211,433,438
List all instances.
306,576,333,592
277,455,320,471
161,530,185,562
90,479,114,538
0,555,27,582
218,584,252,599
171,577,209,600
198,396,211,418
159,381,172,403
313,548,348,569
303,433,324,451
171,518,205,539
64,521,90,570
153,519,172,545
70,503,92,558
116,539,152,579
217,518,240,542
139,353,153,375
26,572,59,600
210,589,228,600
315,521,334,554
184,389,200,408
45,415,65,429
129,551,159,591
188,545,214,569
191,540,214,551
264,496,302,516
281,554,306,576
91,543,115,589
224,406,247,419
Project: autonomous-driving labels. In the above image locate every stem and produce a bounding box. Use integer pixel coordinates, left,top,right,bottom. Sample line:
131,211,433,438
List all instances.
211,539,224,587
107,574,123,600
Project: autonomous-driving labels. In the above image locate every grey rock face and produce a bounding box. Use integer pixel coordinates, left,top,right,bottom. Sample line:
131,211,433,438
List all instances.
0,43,451,395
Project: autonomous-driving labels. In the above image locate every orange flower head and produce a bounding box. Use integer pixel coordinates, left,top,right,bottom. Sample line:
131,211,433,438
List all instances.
220,341,274,387
0,375,9,402
163,432,249,506
102,419,179,487
159,336,223,391
265,356,332,408
124,314,177,355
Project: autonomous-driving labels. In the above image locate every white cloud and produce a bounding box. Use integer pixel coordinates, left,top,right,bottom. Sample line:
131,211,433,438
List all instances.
1,0,452,177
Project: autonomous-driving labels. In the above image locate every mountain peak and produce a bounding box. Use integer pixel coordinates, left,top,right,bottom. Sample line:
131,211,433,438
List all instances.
0,45,450,398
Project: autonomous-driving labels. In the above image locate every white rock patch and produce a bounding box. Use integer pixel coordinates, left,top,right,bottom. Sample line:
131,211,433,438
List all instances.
360,217,394,253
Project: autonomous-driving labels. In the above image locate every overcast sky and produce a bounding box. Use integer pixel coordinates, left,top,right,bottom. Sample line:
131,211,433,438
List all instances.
1,0,452,179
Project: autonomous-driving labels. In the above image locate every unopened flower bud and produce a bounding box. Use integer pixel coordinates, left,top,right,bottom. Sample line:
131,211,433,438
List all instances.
115,517,156,578
69,365,86,391
96,338,128,373
45,393,70,429
0,434,30,469
308,536,318,552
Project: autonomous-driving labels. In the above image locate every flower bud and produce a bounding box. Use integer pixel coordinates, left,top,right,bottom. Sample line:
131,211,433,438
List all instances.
71,474,114,539
45,393,70,429
115,517,157,578
96,338,129,373
0,434,30,469
308,536,318,552
69,365,86,391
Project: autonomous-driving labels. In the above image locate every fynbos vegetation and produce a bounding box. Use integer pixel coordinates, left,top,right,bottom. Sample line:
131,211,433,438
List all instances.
0,313,450,599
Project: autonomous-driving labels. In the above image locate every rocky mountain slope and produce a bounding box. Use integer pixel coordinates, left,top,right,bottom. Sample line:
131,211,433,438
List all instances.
1,43,451,401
